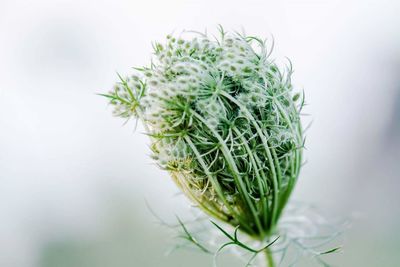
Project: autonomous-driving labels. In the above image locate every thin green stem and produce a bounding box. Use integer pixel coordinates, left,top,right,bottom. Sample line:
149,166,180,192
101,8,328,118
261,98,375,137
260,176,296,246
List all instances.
232,126,268,233
252,153,270,225
273,100,303,221
265,248,275,267
191,110,264,236
220,91,280,231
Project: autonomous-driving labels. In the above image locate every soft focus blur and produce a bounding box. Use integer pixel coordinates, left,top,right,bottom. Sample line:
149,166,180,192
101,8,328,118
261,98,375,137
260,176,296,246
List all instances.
1,0,399,266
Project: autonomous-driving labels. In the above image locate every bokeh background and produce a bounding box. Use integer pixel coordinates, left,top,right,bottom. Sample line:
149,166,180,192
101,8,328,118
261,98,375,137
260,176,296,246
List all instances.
1,0,399,266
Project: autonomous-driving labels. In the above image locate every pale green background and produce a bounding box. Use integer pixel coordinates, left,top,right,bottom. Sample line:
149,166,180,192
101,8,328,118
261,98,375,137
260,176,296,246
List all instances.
1,0,400,266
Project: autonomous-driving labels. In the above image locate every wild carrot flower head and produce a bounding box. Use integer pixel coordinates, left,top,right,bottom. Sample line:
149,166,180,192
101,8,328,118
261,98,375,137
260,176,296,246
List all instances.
104,27,304,239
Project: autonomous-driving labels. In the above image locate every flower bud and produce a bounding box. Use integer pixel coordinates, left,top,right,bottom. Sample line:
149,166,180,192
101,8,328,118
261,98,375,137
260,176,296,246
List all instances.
105,28,303,239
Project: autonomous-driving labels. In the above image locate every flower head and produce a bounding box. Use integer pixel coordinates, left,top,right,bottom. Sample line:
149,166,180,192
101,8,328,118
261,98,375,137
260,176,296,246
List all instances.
104,27,304,239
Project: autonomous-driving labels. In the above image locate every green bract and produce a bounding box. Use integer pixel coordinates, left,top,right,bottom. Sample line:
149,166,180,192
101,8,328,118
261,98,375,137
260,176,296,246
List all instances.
104,28,304,240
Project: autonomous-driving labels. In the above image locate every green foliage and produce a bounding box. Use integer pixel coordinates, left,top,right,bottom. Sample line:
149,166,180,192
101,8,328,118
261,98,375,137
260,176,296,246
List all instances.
105,27,305,241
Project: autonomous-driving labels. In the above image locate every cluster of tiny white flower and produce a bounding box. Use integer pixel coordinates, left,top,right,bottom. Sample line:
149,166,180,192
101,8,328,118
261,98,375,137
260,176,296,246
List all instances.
105,28,304,238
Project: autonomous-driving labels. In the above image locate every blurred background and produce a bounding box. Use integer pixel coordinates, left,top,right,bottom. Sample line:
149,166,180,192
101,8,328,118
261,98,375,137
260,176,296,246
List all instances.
1,0,399,266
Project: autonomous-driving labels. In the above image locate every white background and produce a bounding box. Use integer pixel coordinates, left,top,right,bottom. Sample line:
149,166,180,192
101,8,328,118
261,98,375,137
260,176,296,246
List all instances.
1,0,400,266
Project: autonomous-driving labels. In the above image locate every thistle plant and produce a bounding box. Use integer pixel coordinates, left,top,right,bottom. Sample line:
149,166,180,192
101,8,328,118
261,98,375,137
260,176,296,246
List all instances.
103,27,308,266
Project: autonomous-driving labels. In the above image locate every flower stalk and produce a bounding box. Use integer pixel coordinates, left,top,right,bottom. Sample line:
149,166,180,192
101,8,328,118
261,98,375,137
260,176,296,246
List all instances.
265,248,275,267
